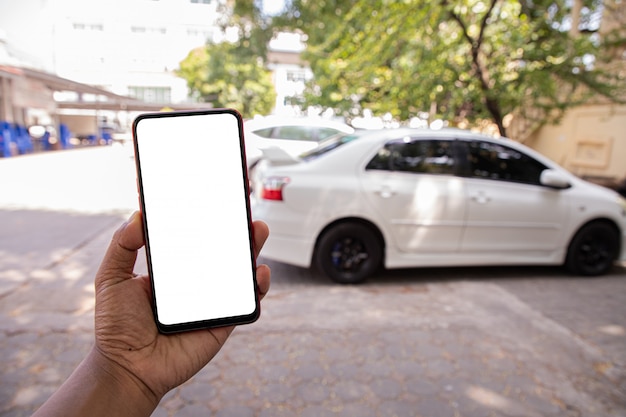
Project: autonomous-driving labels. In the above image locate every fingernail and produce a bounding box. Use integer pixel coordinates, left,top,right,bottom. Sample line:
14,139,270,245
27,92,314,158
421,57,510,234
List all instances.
128,211,140,223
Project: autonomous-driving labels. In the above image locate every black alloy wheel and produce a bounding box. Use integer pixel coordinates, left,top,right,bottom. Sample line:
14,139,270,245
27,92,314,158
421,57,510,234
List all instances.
315,222,383,284
565,222,620,276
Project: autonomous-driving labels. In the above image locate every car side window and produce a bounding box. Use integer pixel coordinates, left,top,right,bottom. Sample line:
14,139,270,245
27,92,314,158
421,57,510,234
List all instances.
318,127,340,140
366,139,455,175
466,141,547,185
273,126,317,141
253,127,274,138
253,126,316,141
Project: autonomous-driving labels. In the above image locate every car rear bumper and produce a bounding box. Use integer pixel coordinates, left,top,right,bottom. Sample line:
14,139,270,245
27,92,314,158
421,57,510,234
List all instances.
258,232,314,268
252,196,318,267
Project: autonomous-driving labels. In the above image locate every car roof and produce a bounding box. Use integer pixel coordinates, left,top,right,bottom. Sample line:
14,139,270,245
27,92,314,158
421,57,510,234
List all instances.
346,127,541,151
348,127,498,141
304,127,562,172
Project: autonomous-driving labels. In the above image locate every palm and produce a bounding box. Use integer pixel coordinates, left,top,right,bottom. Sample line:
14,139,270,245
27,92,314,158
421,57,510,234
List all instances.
93,214,269,399
95,273,233,397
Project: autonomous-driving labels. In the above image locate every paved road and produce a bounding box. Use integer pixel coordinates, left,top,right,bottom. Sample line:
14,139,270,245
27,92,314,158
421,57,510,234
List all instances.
1,146,625,417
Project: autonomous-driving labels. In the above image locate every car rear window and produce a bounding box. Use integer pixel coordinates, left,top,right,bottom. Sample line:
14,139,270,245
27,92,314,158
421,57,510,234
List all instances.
300,133,361,161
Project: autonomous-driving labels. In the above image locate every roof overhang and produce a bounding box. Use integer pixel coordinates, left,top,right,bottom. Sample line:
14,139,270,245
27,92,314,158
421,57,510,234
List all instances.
0,64,210,113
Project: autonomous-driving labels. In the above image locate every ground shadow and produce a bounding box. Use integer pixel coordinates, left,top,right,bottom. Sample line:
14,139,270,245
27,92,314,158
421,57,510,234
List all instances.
261,256,626,287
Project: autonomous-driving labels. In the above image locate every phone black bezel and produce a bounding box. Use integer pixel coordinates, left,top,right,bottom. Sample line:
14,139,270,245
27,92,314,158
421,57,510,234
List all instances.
132,108,260,334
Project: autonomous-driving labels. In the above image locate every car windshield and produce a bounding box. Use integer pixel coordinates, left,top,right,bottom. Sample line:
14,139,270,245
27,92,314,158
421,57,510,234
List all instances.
299,133,362,161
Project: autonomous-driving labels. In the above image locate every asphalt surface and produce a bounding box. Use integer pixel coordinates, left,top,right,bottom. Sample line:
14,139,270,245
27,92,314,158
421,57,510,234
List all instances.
1,145,625,417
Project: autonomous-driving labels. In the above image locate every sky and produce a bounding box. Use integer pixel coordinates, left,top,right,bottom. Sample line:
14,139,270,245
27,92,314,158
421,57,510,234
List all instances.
260,0,287,16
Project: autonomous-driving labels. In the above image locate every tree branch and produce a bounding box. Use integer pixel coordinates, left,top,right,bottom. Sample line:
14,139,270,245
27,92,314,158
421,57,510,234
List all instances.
444,0,506,135
476,0,498,49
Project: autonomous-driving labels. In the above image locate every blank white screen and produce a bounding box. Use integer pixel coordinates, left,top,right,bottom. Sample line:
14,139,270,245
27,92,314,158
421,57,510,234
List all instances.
134,112,256,326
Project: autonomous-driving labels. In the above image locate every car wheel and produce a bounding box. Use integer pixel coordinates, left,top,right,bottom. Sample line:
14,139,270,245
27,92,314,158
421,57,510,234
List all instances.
315,222,383,284
565,222,620,276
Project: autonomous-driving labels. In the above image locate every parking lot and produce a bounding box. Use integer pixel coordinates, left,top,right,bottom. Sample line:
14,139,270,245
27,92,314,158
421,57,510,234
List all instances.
1,146,625,417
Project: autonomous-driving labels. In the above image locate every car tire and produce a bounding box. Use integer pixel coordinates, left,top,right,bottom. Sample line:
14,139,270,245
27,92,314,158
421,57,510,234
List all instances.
315,222,383,284
565,221,620,276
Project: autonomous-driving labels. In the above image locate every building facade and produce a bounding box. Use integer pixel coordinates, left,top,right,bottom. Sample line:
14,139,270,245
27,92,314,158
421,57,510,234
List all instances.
0,0,227,151
508,0,626,186
0,0,223,104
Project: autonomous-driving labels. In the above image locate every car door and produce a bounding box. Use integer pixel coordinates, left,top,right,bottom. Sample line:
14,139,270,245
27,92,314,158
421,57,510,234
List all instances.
459,140,570,254
360,138,466,253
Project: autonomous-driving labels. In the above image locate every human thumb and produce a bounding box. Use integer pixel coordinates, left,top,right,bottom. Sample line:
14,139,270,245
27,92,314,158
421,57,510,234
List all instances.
95,211,145,290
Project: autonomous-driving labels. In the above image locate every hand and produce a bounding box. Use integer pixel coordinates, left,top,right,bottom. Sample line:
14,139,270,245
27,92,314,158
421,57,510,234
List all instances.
93,211,271,406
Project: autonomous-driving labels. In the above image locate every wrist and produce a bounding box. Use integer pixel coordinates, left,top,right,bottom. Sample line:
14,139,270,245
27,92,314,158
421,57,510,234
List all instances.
87,347,161,416
33,347,160,417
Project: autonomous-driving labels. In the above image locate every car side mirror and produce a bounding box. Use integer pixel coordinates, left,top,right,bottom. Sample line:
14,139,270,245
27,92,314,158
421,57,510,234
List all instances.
540,169,571,189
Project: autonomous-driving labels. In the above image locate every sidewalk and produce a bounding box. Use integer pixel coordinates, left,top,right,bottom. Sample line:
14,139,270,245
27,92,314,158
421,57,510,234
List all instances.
0,145,138,214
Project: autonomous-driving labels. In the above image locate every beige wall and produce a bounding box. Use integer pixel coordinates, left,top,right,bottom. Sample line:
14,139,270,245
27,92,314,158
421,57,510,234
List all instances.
521,0,626,185
524,103,626,183
58,114,98,138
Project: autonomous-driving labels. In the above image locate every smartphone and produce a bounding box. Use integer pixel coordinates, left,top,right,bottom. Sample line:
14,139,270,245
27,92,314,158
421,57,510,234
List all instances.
132,109,259,333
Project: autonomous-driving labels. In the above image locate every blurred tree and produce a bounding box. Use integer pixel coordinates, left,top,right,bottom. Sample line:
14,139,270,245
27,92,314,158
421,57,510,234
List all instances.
177,43,276,118
276,0,626,136
176,0,276,118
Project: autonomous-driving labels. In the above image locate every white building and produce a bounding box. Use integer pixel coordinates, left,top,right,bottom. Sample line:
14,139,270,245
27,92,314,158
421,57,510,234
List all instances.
0,0,312,136
266,31,312,116
0,0,223,104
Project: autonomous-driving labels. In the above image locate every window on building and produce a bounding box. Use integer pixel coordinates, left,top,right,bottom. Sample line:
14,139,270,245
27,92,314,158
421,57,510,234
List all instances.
131,26,166,35
186,28,213,39
73,23,104,31
128,86,172,103
286,71,307,82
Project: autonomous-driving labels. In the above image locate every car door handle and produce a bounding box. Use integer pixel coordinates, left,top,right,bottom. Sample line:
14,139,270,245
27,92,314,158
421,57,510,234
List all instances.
470,192,490,204
376,186,396,199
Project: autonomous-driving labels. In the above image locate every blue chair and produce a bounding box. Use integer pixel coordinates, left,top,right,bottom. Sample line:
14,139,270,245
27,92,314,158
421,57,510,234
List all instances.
59,124,72,149
41,131,51,151
102,131,112,145
1,121,13,157
14,124,33,154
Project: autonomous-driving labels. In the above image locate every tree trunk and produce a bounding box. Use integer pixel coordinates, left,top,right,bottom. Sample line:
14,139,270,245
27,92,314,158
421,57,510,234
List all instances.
570,0,582,37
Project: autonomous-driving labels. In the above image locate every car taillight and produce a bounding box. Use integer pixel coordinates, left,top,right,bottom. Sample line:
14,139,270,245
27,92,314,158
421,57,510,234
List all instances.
261,177,290,201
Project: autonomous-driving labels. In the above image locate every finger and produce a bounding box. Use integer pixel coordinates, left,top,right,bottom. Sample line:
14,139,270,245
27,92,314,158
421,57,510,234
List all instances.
252,220,269,259
95,211,145,289
256,264,271,300
116,211,145,251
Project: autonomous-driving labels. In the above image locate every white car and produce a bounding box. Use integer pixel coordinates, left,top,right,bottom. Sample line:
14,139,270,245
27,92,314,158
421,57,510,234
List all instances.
244,116,354,166
251,128,626,284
